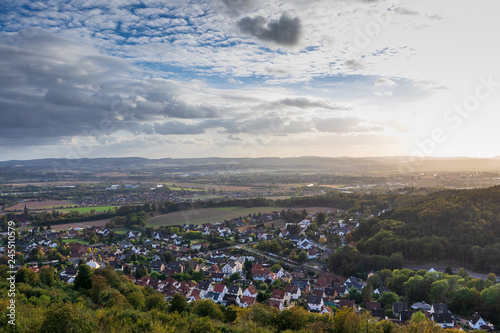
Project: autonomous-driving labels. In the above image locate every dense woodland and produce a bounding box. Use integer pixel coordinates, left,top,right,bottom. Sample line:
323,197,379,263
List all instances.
352,186,500,273
0,263,490,333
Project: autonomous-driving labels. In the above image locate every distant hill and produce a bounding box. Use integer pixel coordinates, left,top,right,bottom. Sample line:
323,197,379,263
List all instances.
2,156,500,174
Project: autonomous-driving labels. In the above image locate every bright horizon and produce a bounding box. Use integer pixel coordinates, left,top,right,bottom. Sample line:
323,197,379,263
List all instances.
1,0,500,161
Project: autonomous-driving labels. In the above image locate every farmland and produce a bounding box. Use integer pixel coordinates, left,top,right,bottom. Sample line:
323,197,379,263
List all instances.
50,218,111,231
5,200,74,211
54,206,119,214
62,238,89,245
146,206,336,227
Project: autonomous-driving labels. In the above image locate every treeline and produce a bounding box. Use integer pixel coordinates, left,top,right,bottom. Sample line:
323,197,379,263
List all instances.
0,263,469,333
328,245,404,277
352,185,500,272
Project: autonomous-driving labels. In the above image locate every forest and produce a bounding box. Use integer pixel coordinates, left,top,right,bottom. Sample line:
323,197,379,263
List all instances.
351,186,500,272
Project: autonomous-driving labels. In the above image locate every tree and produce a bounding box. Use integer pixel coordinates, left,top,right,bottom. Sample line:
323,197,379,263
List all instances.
430,280,449,303
127,291,146,310
297,251,308,263
40,266,56,287
244,259,253,272
230,272,241,282
380,292,399,310
361,285,374,302
74,263,93,290
16,266,39,285
410,311,426,323
347,287,362,304
41,302,96,333
486,273,497,284
316,212,328,225
191,299,223,320
146,293,167,311
170,294,189,313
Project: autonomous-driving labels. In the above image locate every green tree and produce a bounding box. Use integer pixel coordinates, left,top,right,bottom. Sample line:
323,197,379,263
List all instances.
127,291,146,310
146,293,167,311
170,293,189,313
41,302,96,333
380,292,399,310
316,212,328,225
297,251,308,263
39,266,56,287
16,266,39,285
74,263,93,290
90,275,110,304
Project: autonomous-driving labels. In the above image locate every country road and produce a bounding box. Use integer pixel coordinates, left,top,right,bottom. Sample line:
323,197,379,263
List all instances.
403,264,492,280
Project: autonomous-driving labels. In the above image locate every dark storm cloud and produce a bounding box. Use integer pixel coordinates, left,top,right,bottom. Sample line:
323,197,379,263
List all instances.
0,30,222,144
237,13,301,46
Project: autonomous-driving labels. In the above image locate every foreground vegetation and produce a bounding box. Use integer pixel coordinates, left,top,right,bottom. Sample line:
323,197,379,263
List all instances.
0,264,477,333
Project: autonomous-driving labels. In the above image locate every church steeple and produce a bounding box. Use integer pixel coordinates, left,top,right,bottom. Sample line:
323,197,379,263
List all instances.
23,203,28,222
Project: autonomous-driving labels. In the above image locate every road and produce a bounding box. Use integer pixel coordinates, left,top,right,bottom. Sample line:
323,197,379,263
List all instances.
403,264,491,280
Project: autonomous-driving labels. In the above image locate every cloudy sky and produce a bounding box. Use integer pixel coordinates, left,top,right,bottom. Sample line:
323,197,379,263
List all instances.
1,0,500,161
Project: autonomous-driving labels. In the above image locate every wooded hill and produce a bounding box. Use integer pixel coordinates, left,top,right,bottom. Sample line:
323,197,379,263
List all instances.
352,186,500,273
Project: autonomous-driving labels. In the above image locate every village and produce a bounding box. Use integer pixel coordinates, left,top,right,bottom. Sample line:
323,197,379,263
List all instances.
2,207,496,332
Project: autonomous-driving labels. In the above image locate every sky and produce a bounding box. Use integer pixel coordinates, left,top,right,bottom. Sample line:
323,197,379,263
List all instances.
1,0,500,161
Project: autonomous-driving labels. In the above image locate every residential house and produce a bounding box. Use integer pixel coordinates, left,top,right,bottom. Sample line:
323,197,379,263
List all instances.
469,312,489,330
205,291,223,303
291,280,310,294
167,261,184,273
411,302,431,312
211,272,225,282
392,302,408,316
321,306,335,315
270,289,290,303
292,268,308,279
284,285,301,300
432,313,454,328
69,242,86,255
150,260,165,272
371,309,386,320
213,283,228,297
338,299,356,309
198,280,213,298
222,293,239,306
297,238,312,250
227,285,242,297
222,261,237,275
239,296,256,308
269,299,284,311
366,302,382,311
430,303,449,315
399,310,413,323
307,248,319,259
251,264,271,281
331,286,348,297
374,287,390,296
324,287,338,300
307,294,324,312
344,277,363,292
243,285,258,298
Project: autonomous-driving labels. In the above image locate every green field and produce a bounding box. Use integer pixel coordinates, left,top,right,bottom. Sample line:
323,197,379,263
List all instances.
55,206,120,213
146,206,334,227
62,238,89,245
